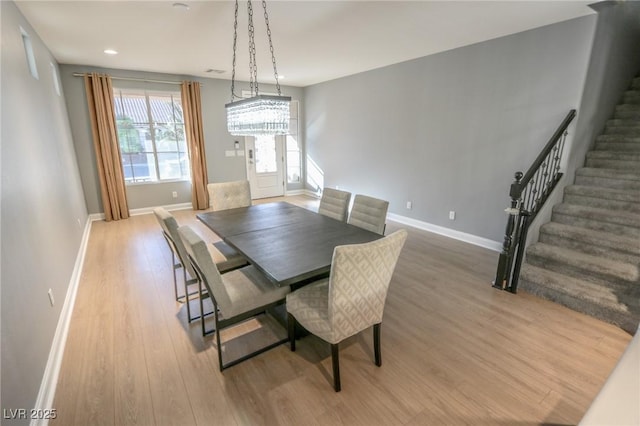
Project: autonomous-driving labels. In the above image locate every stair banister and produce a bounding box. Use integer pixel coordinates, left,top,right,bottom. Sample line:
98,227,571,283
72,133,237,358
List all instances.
494,109,577,292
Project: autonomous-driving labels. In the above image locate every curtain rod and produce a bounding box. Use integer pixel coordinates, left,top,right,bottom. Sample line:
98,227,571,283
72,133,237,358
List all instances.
72,73,183,85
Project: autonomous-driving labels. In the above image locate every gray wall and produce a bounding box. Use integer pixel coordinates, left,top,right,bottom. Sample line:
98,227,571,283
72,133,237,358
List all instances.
59,65,304,214
304,15,599,243
1,2,88,423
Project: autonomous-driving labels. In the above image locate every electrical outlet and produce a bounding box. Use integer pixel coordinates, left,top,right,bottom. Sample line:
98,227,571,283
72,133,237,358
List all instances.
406,201,412,209
48,288,55,307
172,191,178,198
449,211,456,220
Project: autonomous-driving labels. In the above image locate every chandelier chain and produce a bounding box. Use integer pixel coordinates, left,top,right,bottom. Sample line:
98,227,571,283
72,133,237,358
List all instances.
262,0,282,95
228,0,285,101
230,0,239,100
247,0,258,96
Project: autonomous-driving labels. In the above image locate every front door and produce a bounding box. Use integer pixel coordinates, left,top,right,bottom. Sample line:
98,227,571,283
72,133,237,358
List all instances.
245,134,285,199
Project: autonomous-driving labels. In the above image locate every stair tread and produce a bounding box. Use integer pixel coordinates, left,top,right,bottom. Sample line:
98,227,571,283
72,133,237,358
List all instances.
607,119,640,127
565,184,640,202
527,242,639,282
541,222,640,252
554,202,640,223
596,135,640,142
587,151,640,160
594,143,640,152
616,104,640,111
520,265,639,311
576,167,640,180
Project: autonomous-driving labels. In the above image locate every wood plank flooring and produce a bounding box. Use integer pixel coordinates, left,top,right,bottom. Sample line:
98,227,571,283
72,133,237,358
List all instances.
51,195,632,426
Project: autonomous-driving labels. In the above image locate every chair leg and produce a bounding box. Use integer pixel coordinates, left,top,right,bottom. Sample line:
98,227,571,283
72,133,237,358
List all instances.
215,308,224,372
199,282,206,336
171,253,179,301
331,343,341,392
185,269,193,323
287,313,296,351
374,323,382,367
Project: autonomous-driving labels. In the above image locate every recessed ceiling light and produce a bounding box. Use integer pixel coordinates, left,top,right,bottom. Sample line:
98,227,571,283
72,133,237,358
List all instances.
277,75,285,80
103,49,118,55
173,2,189,10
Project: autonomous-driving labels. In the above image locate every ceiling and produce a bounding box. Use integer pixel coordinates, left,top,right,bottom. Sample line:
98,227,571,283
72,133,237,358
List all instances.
15,1,596,88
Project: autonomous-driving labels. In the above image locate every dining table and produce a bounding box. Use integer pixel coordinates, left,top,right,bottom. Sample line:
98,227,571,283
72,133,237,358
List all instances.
196,201,383,287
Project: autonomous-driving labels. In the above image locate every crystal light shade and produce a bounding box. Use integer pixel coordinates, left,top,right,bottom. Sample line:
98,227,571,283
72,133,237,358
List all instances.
226,95,291,136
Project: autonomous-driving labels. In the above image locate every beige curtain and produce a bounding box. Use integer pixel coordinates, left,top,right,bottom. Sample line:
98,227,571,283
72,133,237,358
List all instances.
84,73,129,221
181,81,209,210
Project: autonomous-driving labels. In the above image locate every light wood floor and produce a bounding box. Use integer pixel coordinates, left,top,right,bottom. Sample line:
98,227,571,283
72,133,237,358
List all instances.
52,195,631,426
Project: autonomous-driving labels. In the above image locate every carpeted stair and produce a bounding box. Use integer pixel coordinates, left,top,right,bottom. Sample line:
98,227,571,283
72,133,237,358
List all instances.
519,77,640,334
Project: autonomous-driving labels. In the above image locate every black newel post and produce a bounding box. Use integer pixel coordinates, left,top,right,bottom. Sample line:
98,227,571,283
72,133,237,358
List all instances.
509,210,531,293
493,172,523,290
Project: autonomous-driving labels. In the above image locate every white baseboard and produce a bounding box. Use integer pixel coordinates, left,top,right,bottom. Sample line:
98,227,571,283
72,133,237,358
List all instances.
129,202,193,216
88,202,193,221
387,212,502,252
285,189,320,198
31,217,93,426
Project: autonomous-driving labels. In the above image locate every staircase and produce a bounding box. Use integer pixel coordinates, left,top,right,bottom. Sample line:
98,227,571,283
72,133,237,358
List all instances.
519,77,640,334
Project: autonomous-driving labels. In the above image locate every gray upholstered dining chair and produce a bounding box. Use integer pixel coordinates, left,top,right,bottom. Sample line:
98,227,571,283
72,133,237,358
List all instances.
206,180,252,268
178,225,290,370
347,194,390,235
153,207,246,322
286,229,407,391
207,180,252,211
318,188,352,222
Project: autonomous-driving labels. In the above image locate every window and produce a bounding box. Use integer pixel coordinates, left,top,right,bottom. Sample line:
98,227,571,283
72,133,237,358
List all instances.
286,101,301,183
20,27,39,80
286,135,301,183
50,63,61,96
113,89,190,184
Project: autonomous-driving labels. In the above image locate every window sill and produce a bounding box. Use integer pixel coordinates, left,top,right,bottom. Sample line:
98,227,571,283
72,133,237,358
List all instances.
125,179,191,187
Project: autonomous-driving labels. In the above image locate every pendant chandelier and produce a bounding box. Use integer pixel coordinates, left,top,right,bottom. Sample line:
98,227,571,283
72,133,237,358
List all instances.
225,0,291,136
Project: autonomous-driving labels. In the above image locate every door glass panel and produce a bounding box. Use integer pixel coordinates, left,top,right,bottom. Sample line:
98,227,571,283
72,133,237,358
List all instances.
255,135,277,173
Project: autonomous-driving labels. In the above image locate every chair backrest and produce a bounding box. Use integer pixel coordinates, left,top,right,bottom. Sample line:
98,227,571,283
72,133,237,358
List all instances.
318,188,352,222
153,207,196,279
328,229,407,342
208,180,252,211
177,225,232,311
347,194,389,235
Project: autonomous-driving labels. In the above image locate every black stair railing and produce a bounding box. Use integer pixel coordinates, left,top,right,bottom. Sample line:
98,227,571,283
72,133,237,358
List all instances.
493,109,577,293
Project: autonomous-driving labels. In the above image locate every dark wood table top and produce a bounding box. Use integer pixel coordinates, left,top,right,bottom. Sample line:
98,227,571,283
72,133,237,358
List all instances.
197,202,310,237
197,202,382,286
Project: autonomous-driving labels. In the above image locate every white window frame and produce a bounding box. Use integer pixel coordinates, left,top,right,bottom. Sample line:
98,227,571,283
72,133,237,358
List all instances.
113,88,191,185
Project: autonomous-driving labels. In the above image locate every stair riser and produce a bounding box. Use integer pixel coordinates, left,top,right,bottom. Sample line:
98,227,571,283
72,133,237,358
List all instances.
597,135,640,143
552,212,640,238
622,93,640,104
518,277,639,333
585,159,640,170
526,252,637,290
604,126,640,135
563,193,640,213
587,151,640,161
608,119,640,126
539,232,640,264
595,143,640,152
575,175,640,191
614,111,640,120
564,185,640,203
